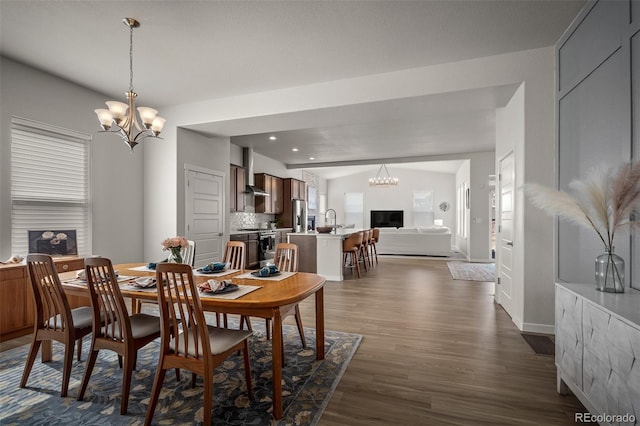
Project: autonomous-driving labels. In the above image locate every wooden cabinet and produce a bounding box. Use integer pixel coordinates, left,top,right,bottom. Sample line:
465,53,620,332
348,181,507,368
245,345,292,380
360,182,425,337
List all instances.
284,178,306,201
230,164,246,212
275,229,290,245
278,178,307,228
0,257,86,340
229,233,260,269
555,283,640,420
254,173,283,214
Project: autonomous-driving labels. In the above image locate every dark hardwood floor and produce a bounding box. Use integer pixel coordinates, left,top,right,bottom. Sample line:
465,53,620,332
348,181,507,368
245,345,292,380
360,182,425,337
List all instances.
1,255,584,424
296,255,585,425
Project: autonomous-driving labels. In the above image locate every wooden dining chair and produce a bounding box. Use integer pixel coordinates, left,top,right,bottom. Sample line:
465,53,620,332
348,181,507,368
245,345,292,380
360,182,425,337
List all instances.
21,254,93,397
77,257,161,415
145,263,253,426
264,243,306,349
222,241,251,329
182,239,196,267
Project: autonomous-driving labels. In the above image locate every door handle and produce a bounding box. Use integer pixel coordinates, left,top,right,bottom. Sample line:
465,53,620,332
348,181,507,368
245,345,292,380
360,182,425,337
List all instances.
506,241,513,247
218,232,223,236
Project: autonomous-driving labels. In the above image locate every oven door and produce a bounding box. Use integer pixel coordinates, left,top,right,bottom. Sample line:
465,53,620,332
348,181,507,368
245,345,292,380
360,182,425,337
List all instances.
259,234,276,264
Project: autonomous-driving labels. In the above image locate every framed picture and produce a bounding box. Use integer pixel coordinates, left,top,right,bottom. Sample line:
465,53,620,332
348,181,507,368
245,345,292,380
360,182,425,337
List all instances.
28,230,78,256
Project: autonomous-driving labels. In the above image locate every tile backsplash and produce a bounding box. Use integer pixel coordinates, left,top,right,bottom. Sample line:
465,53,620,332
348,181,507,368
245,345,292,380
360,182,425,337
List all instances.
229,212,275,231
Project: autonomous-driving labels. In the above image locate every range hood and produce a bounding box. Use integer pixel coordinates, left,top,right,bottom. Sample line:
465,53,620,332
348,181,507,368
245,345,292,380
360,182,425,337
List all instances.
243,148,269,196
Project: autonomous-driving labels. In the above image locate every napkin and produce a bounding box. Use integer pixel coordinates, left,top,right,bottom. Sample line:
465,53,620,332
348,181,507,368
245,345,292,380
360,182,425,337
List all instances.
201,262,227,272
198,279,232,293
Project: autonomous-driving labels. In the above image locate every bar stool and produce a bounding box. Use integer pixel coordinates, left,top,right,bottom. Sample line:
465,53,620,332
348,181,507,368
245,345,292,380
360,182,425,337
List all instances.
370,228,380,265
342,232,363,278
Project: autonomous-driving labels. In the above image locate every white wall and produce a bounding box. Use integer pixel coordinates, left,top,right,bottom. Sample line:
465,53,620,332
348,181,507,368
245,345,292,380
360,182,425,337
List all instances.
0,57,145,263
326,168,456,231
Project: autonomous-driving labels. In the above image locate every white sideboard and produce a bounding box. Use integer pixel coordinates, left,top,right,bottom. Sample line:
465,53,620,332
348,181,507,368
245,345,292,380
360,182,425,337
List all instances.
556,283,640,425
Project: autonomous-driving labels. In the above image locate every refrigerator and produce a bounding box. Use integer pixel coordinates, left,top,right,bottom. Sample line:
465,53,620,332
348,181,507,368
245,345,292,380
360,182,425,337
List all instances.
292,199,307,233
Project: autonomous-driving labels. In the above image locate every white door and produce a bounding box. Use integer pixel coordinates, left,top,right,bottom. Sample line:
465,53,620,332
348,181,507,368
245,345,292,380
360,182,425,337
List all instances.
185,165,225,267
496,152,515,317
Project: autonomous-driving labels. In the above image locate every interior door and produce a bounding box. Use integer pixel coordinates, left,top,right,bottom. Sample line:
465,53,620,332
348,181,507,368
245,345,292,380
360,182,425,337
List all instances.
185,166,225,267
497,152,515,317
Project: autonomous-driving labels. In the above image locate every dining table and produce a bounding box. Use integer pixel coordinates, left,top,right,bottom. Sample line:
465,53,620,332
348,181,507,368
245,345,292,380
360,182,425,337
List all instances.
59,263,326,420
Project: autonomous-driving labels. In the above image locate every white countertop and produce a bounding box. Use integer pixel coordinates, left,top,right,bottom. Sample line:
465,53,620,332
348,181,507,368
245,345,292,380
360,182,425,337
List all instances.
557,282,640,329
288,229,362,239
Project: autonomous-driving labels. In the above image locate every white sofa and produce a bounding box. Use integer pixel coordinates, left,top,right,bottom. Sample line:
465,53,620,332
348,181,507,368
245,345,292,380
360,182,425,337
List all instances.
376,227,452,257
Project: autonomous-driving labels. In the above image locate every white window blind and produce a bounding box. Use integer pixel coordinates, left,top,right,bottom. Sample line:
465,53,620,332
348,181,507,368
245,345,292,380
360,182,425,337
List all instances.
344,192,363,229
412,190,434,227
11,117,91,256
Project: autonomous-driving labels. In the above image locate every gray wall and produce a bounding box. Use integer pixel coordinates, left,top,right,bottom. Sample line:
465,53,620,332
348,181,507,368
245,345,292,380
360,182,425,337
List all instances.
556,0,639,289
0,57,145,263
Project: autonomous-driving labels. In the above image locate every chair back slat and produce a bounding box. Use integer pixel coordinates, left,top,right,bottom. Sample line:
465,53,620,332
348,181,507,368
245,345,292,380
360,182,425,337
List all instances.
223,241,245,270
84,257,130,342
26,254,72,332
156,263,210,361
274,243,298,272
182,240,196,267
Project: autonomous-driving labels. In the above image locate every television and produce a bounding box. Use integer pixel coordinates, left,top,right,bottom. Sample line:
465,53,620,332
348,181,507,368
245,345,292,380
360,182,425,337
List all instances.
370,210,404,228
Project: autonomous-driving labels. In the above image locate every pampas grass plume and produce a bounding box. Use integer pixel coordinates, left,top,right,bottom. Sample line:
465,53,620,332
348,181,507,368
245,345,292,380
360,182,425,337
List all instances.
524,161,640,249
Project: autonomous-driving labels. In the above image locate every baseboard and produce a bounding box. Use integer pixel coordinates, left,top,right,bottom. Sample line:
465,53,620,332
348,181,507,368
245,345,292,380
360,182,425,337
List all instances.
521,322,555,335
469,258,494,263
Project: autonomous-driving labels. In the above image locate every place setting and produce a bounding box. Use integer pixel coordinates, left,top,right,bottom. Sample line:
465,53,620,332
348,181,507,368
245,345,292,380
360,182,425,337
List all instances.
119,276,160,292
193,261,240,278
234,264,296,281
196,278,261,299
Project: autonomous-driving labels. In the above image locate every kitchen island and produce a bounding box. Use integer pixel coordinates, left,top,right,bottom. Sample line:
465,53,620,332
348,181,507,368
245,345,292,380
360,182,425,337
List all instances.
288,229,361,281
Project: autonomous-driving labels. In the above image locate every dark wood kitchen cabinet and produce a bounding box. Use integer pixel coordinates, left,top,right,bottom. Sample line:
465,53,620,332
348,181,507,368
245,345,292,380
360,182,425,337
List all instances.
230,164,246,212
254,173,283,214
284,178,306,201
229,233,259,269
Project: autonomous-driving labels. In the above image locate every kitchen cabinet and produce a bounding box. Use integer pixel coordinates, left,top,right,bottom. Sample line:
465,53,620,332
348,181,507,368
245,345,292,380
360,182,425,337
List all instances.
278,178,307,228
284,178,306,201
230,164,246,212
229,233,259,269
254,173,283,214
275,229,291,245
0,257,86,340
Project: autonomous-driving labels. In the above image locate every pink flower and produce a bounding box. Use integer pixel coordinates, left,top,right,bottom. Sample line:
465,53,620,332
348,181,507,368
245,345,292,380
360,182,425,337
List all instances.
161,236,189,250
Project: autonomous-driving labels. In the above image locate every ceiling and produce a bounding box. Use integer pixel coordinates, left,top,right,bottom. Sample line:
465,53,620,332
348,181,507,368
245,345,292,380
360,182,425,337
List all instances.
0,1,585,179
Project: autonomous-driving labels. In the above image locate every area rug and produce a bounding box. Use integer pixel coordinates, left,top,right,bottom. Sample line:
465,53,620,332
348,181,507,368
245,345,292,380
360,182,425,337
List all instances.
447,261,495,282
521,333,555,356
0,323,361,425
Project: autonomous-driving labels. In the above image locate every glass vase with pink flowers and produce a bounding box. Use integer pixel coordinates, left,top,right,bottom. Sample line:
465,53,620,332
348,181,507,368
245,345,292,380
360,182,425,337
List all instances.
161,236,189,264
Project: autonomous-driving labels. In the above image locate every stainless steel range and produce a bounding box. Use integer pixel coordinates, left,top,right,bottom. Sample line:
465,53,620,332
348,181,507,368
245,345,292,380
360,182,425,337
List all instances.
237,228,276,266
258,230,276,266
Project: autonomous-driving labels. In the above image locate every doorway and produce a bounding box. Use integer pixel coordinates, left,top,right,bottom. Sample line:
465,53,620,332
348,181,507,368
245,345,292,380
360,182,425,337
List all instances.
184,165,225,267
496,152,515,317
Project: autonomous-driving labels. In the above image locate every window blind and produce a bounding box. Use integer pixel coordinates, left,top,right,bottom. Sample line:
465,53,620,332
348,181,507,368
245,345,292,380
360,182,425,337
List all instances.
11,117,91,256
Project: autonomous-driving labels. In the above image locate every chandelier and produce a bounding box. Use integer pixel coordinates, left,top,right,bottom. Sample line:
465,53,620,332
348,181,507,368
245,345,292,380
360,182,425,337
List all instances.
369,164,399,187
94,18,166,151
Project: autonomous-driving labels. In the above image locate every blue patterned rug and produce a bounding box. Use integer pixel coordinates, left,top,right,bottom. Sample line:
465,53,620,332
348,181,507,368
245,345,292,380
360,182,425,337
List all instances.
0,321,361,425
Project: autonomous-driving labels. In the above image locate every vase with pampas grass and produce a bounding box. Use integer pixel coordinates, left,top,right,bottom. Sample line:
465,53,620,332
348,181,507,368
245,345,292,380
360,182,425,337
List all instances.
524,161,640,293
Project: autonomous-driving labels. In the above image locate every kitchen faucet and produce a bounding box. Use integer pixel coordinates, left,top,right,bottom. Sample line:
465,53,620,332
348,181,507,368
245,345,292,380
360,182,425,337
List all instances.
324,209,337,227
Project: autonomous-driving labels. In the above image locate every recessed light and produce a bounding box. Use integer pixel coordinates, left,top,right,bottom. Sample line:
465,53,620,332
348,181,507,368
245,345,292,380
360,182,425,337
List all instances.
309,157,315,160
269,135,277,141
292,148,299,152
